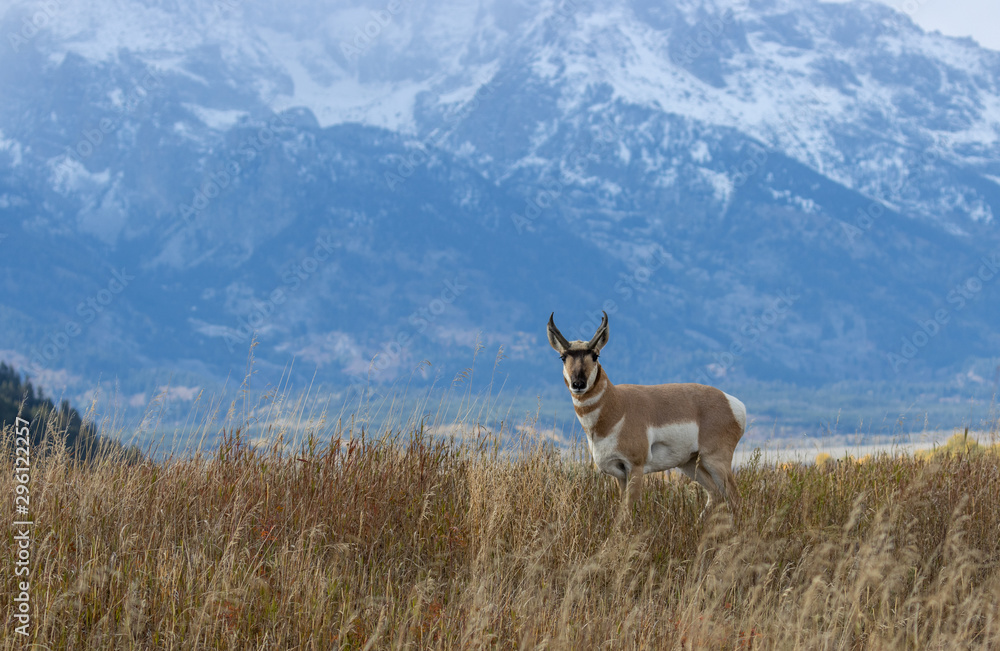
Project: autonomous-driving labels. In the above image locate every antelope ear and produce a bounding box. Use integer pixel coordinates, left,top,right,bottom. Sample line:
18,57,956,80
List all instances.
586,311,609,353
547,313,571,354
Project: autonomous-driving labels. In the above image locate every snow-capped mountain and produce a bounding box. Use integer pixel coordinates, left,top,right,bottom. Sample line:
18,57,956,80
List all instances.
1,0,998,402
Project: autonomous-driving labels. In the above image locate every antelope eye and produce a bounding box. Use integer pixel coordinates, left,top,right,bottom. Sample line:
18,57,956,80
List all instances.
592,353,599,362
560,354,567,362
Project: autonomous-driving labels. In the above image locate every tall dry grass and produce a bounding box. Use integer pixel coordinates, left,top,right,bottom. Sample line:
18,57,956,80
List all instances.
3,390,1000,650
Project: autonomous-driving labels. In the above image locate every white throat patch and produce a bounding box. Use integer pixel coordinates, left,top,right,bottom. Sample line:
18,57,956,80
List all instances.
572,385,605,408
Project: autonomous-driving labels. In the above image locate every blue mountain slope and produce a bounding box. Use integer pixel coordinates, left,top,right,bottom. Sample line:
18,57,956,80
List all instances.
0,0,998,403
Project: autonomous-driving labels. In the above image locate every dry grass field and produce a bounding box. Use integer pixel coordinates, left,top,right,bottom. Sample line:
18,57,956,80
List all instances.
3,390,1000,650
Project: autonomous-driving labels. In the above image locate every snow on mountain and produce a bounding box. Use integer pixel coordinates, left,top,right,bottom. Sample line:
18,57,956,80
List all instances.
7,0,999,231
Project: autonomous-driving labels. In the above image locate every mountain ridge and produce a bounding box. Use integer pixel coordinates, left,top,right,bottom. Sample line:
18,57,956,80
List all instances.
1,0,998,418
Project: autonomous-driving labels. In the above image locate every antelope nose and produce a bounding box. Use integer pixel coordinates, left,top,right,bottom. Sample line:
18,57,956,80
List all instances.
571,380,586,391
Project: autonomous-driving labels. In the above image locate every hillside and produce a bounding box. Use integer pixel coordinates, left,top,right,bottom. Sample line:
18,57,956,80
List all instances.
0,362,134,460
0,0,998,422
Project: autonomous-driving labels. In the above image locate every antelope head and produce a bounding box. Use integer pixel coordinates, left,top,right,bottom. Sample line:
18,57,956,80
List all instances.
547,311,609,395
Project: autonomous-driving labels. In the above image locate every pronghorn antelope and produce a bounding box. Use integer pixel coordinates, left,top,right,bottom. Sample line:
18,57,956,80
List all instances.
548,311,746,512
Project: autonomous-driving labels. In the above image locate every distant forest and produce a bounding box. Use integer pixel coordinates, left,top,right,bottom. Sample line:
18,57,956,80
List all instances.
1,362,134,461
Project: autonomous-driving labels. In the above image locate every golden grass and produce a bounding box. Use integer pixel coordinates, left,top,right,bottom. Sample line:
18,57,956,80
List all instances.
915,430,1000,461
4,400,1000,650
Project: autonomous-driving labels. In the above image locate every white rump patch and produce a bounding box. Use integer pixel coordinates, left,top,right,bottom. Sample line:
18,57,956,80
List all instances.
644,421,700,474
724,393,747,432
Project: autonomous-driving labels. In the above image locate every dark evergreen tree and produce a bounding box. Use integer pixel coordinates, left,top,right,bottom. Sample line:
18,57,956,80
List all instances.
1,362,139,462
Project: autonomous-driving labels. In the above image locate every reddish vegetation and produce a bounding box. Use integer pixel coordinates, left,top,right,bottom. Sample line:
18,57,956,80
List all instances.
3,416,999,648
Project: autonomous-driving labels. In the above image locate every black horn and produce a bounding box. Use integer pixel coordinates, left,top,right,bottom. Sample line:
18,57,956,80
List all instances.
586,311,609,352
547,312,572,351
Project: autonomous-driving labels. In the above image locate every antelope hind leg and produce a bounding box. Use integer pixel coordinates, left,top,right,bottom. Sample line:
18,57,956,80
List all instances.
679,459,725,518
626,469,643,509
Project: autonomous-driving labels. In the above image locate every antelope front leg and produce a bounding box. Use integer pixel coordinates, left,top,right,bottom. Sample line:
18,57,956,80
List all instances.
614,472,641,522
